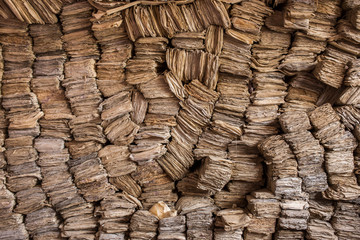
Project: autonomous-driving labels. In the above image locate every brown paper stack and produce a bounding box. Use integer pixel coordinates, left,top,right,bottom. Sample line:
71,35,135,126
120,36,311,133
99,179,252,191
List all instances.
129,210,159,239
306,199,337,240
176,196,217,239
229,142,263,185
29,22,101,239
230,20,290,207
215,208,251,232
309,103,360,200
158,80,219,180
306,0,341,40
280,111,328,193
349,6,360,30
282,73,325,112
312,1,357,89
213,73,248,138
275,230,304,240
131,161,178,209
197,156,232,194
217,141,264,208
91,12,132,97
158,215,186,240
61,1,116,203
177,172,211,197
0,170,28,239
0,19,60,240
336,105,360,183
126,37,166,86
229,0,273,44
24,207,63,240
283,0,316,30
0,0,62,24
220,32,252,77
127,38,170,186
130,125,170,166
30,24,73,140
92,12,142,198
245,26,290,143
99,145,137,185
139,74,179,127
245,189,280,239
313,45,357,89
279,33,326,75
123,0,229,41
332,202,360,239
61,1,99,60
344,59,360,87
277,196,310,236
216,181,263,210
251,28,291,73
336,61,360,106
35,138,98,239
95,193,139,239
259,133,309,238
259,135,301,197
214,228,243,240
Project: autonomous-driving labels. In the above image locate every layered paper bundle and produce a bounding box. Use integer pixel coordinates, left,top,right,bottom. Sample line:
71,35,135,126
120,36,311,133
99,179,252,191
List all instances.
36,138,98,239
245,189,280,239
280,111,328,193
131,161,178,209
279,33,326,75
157,79,219,180
306,0,341,40
0,170,28,239
283,0,316,30
158,215,186,240
282,73,325,112
129,210,159,239
251,28,291,72
0,0,360,239
91,12,132,97
306,199,337,240
0,19,63,240
29,24,72,140
312,1,358,89
95,193,139,239
0,0,62,24
259,135,300,197
61,1,118,204
123,0,229,41
176,196,217,239
61,1,99,60
332,202,360,239
313,45,356,89
215,180,263,209
309,104,360,200
229,0,273,44
336,105,360,182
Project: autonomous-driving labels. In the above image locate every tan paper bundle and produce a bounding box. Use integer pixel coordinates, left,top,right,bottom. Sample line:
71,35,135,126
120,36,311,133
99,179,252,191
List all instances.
1,0,360,239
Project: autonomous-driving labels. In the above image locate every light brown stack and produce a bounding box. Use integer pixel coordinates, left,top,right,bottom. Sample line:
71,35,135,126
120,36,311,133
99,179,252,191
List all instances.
0,18,65,240
245,189,280,239
61,1,115,202
279,111,328,193
0,31,28,239
95,193,139,239
176,196,217,240
308,103,360,200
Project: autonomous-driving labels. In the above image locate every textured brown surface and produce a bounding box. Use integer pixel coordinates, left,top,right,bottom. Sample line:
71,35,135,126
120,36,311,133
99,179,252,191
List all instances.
0,0,360,239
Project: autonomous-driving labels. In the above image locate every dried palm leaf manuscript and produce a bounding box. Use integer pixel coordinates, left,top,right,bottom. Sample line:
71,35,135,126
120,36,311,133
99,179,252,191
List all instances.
0,0,360,239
